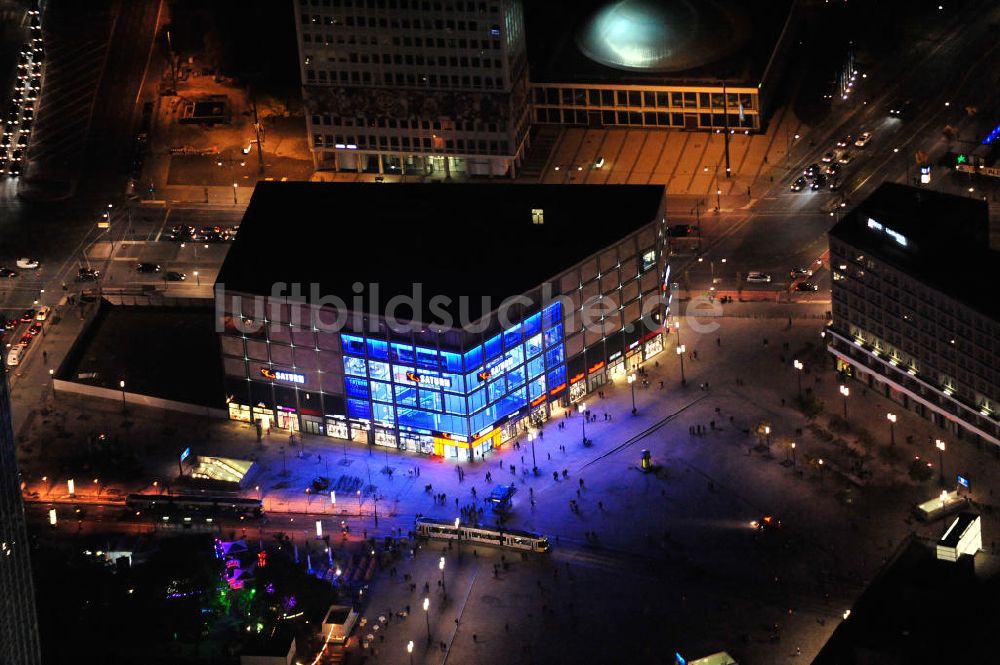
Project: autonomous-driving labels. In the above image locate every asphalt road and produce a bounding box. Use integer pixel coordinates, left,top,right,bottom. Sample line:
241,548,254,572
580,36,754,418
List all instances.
670,0,1000,294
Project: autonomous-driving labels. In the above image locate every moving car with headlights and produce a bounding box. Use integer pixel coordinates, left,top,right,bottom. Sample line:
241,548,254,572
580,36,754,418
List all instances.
745,272,772,283
790,176,807,192
795,282,819,292
854,131,873,147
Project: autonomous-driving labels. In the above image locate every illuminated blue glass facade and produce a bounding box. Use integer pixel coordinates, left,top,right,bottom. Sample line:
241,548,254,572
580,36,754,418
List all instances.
339,302,566,440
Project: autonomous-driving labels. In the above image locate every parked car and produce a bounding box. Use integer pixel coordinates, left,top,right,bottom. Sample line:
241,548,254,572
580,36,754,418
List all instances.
75,268,99,282
795,282,819,292
136,262,160,273
746,272,772,283
16,258,38,269
165,271,187,282
0,267,17,278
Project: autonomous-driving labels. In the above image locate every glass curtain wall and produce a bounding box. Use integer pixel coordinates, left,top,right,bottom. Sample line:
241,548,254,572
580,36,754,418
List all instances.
339,302,566,447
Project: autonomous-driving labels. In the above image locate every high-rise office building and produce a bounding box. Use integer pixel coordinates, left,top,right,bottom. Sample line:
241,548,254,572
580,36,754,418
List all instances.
295,0,530,178
827,183,1000,449
0,370,41,665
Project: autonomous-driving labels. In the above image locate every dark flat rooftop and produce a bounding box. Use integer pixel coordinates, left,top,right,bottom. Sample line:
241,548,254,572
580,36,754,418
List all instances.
58,303,223,408
526,0,793,86
830,183,998,320
814,537,1000,664
217,182,664,322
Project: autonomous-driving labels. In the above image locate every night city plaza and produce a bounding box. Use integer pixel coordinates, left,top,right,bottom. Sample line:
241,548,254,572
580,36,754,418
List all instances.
2,1,1000,664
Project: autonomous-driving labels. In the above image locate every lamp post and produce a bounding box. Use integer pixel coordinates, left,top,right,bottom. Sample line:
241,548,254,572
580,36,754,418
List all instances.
887,413,897,446
839,385,850,420
790,442,796,469
423,597,431,643
407,641,414,665
194,270,200,286
578,402,587,445
232,181,238,205
454,517,462,559
793,360,803,399
818,458,824,486
357,489,362,517
528,430,537,474
439,556,446,594
764,425,771,453
627,373,637,415
936,439,946,485
48,368,54,398
676,345,686,386
119,379,126,413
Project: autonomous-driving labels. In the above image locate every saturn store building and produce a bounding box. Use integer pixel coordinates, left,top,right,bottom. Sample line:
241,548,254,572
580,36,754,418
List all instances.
216,182,672,461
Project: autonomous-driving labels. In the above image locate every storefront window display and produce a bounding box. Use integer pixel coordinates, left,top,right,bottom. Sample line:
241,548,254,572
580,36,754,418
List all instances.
326,417,350,440
644,333,664,359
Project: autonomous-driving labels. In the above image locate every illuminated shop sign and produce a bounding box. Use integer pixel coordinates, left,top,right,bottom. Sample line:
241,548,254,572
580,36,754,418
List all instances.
478,353,517,380
395,371,452,388
259,368,306,384
867,217,909,248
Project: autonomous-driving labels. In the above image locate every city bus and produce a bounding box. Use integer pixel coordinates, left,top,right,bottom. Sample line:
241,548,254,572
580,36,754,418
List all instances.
414,517,549,553
488,484,516,515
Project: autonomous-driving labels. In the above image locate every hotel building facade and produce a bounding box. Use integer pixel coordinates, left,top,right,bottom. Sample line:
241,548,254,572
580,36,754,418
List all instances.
827,184,1000,449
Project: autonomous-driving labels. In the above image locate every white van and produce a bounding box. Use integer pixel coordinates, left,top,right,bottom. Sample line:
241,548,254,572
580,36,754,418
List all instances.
35,306,50,321
6,345,25,367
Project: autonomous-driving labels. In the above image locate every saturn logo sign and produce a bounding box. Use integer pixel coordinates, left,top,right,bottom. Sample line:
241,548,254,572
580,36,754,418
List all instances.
259,368,306,384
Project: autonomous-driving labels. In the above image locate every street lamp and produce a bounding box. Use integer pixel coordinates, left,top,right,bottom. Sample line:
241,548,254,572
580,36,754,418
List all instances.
357,489,362,517
407,641,414,665
578,401,587,445
839,385,850,420
439,556,446,594
793,360,804,398
887,413,897,446
423,597,431,643
936,439,946,485
119,380,126,413
790,442,796,469
676,345,686,386
194,270,200,286
764,425,771,452
627,373,637,415
818,458,824,485
455,517,462,558
528,430,537,474
232,181,238,205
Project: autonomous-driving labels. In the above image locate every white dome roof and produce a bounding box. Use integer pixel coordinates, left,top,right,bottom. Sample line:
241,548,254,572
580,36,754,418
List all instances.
576,0,747,73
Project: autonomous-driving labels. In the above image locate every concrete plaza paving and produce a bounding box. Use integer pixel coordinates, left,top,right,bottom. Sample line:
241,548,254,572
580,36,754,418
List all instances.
20,306,1000,664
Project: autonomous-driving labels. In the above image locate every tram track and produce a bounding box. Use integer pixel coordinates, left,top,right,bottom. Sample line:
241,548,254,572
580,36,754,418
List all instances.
579,393,712,470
